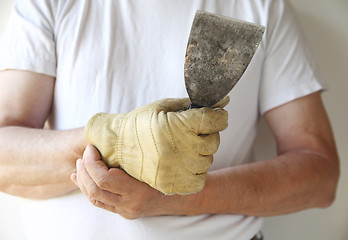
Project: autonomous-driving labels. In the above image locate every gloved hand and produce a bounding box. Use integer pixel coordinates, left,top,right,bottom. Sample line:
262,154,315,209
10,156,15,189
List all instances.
85,97,229,195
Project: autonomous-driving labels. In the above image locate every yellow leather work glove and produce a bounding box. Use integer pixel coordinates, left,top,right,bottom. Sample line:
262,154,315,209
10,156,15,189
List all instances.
85,97,229,195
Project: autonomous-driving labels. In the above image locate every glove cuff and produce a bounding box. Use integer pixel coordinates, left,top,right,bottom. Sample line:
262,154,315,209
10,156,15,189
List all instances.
85,113,103,144
85,113,125,168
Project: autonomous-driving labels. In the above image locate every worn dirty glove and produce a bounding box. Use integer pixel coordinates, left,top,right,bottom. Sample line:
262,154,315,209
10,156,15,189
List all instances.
85,97,229,195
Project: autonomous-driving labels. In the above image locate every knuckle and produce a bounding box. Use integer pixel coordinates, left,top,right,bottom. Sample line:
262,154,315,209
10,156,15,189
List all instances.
88,185,100,199
129,204,139,214
90,198,100,207
95,176,109,189
123,214,138,220
123,215,135,220
122,204,143,220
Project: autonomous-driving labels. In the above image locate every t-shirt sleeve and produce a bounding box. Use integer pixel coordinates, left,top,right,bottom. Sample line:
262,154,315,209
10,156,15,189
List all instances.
0,0,56,76
259,0,327,115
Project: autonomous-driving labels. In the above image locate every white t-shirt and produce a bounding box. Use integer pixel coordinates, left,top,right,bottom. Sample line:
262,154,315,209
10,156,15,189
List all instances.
0,0,326,239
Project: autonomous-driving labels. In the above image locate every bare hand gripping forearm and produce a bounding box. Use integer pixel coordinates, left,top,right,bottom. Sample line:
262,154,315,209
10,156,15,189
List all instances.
85,97,228,195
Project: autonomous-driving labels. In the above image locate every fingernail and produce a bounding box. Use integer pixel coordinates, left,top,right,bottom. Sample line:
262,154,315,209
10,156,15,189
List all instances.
71,172,76,180
70,173,77,185
83,145,90,159
76,159,81,168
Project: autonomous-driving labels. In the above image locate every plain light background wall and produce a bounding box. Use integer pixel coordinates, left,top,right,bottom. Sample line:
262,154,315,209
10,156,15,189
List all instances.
0,0,347,239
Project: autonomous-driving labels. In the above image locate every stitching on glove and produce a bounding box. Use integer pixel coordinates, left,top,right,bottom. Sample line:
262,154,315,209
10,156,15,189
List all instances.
164,114,182,194
134,115,145,181
150,111,161,189
198,109,204,135
85,113,103,142
116,117,126,168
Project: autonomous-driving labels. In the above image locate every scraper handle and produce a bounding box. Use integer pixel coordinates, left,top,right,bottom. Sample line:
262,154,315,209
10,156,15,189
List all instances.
189,102,203,109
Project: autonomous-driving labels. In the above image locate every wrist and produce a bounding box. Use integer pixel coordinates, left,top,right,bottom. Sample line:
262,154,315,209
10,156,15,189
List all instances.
168,172,221,216
70,127,88,159
158,189,207,216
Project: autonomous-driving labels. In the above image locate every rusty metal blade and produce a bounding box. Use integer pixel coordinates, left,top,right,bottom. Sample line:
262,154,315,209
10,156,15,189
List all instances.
184,11,265,107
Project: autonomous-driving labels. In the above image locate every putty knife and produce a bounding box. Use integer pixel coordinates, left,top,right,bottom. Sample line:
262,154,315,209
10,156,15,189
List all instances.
184,11,265,108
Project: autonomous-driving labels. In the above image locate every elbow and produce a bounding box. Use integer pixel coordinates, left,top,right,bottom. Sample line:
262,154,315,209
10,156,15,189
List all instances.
318,187,337,209
0,114,45,129
317,188,337,209
317,156,340,209
0,109,46,128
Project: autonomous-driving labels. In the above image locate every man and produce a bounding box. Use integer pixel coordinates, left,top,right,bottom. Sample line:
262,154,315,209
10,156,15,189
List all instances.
0,0,339,239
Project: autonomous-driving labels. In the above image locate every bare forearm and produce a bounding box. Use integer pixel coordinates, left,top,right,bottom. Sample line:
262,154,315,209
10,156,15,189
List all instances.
170,150,338,217
0,126,87,199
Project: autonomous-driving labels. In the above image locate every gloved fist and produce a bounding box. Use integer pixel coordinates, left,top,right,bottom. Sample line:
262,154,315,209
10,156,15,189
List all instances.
85,97,229,195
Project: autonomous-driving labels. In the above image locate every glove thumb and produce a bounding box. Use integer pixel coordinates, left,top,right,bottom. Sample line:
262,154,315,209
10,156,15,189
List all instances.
211,96,230,108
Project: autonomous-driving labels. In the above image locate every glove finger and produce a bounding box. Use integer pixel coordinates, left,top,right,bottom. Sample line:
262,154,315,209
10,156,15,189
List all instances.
155,157,209,195
198,133,220,155
131,98,190,114
170,171,207,195
148,98,190,112
181,153,213,176
211,96,230,108
177,108,228,134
